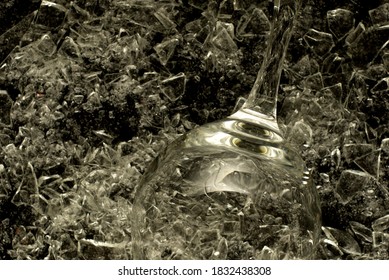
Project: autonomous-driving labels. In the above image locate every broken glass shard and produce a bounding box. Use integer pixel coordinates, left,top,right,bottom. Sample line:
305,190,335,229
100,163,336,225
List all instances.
322,226,361,255
154,7,177,31
160,73,186,102
345,22,365,46
347,24,389,67
379,139,389,182
372,214,389,232
322,53,344,74
369,3,389,25
236,8,270,38
218,0,234,19
34,33,57,56
336,169,371,204
373,231,389,249
327,9,354,39
354,149,380,178
0,90,13,125
35,1,67,29
383,51,389,71
349,221,373,243
343,143,375,164
211,22,237,53
371,77,389,94
303,29,334,57
291,55,320,77
58,36,81,60
154,35,180,66
302,72,323,91
286,119,313,148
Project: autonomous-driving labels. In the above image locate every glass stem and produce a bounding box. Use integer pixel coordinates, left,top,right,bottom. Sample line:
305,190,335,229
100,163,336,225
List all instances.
241,0,301,120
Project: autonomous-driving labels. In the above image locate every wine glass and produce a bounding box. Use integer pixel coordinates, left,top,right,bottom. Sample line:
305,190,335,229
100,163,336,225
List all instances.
132,0,321,260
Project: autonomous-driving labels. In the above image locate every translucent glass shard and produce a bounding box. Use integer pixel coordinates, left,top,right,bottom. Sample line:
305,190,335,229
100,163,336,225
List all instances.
347,24,389,66
303,29,334,57
154,35,180,65
35,1,67,29
322,53,344,74
291,55,320,77
303,72,323,91
236,8,270,38
369,3,389,25
327,9,354,39
154,7,176,31
336,170,371,204
379,139,389,182
343,143,375,164
58,37,81,60
354,150,380,178
349,221,373,243
286,119,313,147
218,0,235,19
160,73,186,102
322,226,361,255
372,214,389,232
34,33,57,56
372,231,389,248
0,90,13,125
383,51,389,71
345,22,365,46
211,22,237,53
371,77,389,94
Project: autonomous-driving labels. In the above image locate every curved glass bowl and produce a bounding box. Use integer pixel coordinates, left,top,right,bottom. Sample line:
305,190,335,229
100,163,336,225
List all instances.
132,109,322,259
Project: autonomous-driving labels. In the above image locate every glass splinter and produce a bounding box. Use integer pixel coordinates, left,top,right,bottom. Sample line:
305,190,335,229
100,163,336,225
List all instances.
132,0,321,260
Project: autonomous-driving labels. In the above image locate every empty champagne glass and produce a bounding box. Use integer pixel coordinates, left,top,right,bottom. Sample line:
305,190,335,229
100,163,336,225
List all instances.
132,0,321,260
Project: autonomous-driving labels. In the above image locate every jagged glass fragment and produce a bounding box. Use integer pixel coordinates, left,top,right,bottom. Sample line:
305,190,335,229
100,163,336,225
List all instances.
236,8,270,38
211,21,237,52
187,0,208,10
372,214,389,232
303,72,323,90
371,77,389,94
327,9,355,39
58,36,81,59
291,55,320,77
232,96,246,113
336,170,371,204
35,1,67,29
364,122,378,143
349,221,373,243
316,84,344,120
286,119,313,147
34,33,57,56
322,226,361,255
0,90,13,125
383,51,389,71
379,139,389,182
320,238,343,259
354,149,380,178
322,53,344,74
218,0,235,19
345,22,365,46
160,73,186,102
347,24,389,67
320,83,343,103
372,231,389,248
303,29,334,57
154,35,180,65
343,143,375,163
369,3,389,25
154,7,176,31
